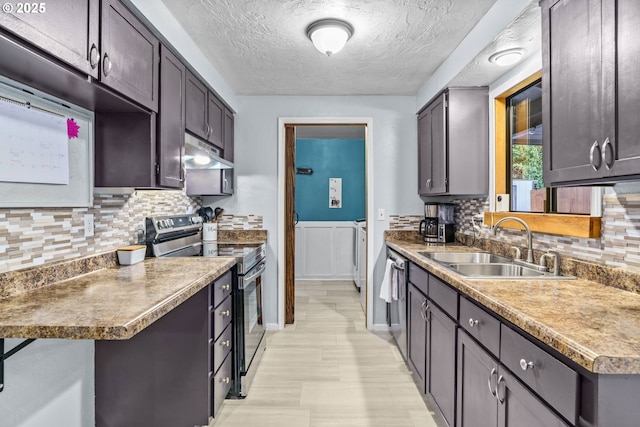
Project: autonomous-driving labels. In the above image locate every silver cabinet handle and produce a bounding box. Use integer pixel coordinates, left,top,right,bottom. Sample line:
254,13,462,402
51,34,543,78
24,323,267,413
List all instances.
427,178,432,190
220,377,230,384
220,284,230,291
420,301,428,322
488,368,497,397
496,375,506,403
590,140,601,171
206,123,211,138
102,53,112,77
220,339,230,347
519,358,535,371
89,44,100,69
602,137,614,170
221,310,230,317
468,318,479,327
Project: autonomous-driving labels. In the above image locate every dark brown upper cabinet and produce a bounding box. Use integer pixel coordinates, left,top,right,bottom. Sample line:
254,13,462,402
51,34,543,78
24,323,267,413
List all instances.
100,0,159,112
157,45,186,189
0,0,100,78
185,71,234,158
94,44,186,189
418,87,489,197
224,108,234,162
542,0,640,185
0,0,159,112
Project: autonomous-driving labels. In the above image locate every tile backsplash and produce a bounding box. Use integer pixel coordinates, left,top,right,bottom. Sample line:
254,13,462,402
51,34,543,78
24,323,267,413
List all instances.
0,190,200,273
396,193,640,273
0,189,265,274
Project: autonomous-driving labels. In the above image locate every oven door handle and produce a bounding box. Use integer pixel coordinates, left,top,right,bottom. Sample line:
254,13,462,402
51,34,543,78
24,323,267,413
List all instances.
242,261,266,284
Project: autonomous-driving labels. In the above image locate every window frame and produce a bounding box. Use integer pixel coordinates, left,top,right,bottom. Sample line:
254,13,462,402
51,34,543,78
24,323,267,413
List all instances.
487,70,601,238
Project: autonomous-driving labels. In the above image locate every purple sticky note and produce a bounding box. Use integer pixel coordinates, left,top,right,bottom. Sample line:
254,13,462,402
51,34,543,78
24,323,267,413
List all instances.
67,118,80,139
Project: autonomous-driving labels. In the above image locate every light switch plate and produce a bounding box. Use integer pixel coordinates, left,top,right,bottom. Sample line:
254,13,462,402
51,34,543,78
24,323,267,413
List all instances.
377,208,385,221
496,194,510,212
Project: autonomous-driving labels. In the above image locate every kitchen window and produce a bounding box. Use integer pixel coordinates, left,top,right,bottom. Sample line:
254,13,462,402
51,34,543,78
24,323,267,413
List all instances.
489,71,601,238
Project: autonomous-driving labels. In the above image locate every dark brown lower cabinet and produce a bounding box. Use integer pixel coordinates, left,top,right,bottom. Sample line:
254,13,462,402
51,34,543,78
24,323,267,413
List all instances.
95,284,210,427
95,273,232,427
408,283,427,392
456,330,498,427
456,330,569,427
427,303,456,426
409,279,456,426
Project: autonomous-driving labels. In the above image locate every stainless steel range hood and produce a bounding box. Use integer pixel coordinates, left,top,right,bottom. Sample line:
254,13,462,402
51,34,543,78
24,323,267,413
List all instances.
184,133,233,170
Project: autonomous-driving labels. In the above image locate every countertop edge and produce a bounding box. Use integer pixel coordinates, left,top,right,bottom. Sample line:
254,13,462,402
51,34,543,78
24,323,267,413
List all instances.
0,258,237,341
386,239,640,375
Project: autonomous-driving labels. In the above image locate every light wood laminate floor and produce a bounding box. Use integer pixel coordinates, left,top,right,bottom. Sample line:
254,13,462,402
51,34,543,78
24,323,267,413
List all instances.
211,281,441,426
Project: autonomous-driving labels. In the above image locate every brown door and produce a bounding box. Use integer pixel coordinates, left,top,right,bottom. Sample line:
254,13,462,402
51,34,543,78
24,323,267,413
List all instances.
285,125,296,324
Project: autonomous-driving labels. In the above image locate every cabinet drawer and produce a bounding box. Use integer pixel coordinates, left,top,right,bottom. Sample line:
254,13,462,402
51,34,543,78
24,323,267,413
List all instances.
212,324,233,375
428,274,458,319
212,295,232,341
212,270,233,308
212,353,232,418
459,297,500,356
500,325,578,424
409,263,429,295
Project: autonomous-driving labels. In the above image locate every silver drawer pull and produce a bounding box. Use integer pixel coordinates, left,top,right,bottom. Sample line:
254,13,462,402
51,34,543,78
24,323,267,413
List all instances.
220,377,230,384
487,368,497,397
590,140,601,171
221,339,230,347
519,358,535,371
221,284,230,291
468,318,479,327
221,310,230,317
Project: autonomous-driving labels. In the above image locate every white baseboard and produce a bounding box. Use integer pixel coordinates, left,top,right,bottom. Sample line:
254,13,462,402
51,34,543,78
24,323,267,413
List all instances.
265,323,281,331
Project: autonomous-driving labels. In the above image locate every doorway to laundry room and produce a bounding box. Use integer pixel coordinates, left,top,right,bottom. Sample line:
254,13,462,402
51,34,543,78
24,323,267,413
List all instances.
282,122,369,326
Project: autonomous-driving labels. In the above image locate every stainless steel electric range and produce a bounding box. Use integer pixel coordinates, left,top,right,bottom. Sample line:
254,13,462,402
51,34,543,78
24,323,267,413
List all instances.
145,214,266,398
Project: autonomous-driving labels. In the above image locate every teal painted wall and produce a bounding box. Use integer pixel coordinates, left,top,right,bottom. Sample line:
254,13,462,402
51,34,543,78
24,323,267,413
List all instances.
295,138,365,221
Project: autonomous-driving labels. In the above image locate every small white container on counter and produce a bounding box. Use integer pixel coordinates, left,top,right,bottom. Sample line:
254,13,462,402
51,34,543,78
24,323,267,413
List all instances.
202,242,219,257
117,245,146,265
203,223,218,241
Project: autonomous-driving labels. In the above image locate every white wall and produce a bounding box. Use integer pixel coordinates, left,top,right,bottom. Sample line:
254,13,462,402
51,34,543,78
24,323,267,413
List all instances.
206,96,423,328
0,340,94,427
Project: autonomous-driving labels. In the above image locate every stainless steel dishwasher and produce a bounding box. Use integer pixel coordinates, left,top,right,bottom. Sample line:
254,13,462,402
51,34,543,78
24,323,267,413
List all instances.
386,248,408,361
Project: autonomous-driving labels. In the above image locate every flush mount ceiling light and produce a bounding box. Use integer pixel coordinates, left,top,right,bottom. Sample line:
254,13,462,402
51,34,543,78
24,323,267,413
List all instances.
488,48,525,66
306,19,354,56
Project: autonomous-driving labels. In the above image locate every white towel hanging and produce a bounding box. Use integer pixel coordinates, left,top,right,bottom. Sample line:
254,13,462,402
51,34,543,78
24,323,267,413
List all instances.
379,259,395,303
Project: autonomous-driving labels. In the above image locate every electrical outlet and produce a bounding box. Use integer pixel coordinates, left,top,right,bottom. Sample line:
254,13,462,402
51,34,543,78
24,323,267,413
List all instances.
84,214,94,238
377,208,385,221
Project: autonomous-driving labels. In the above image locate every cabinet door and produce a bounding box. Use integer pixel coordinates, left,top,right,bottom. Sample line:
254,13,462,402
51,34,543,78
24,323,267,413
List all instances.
100,0,159,112
207,93,225,149
497,368,570,427
0,0,99,77
456,331,498,427
427,303,456,427
408,284,427,392
185,72,208,140
611,0,640,178
541,0,607,184
417,109,431,195
224,108,234,162
157,45,185,188
429,93,448,194
418,93,448,195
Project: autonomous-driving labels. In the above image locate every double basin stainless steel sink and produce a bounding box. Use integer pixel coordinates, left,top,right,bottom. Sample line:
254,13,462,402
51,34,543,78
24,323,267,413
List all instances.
418,251,574,279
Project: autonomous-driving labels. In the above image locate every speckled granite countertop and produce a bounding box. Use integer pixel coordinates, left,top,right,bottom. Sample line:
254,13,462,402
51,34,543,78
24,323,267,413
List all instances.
386,238,640,375
0,257,235,340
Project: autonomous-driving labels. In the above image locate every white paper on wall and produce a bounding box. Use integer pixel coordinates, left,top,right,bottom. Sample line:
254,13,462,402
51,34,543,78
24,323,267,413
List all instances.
329,177,342,208
0,96,69,185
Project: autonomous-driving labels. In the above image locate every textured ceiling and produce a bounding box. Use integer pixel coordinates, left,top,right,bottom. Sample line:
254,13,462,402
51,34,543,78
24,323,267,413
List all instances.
449,2,541,87
160,0,498,95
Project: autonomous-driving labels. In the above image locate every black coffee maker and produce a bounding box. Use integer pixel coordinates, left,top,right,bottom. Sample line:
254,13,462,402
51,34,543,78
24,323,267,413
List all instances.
419,203,439,243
